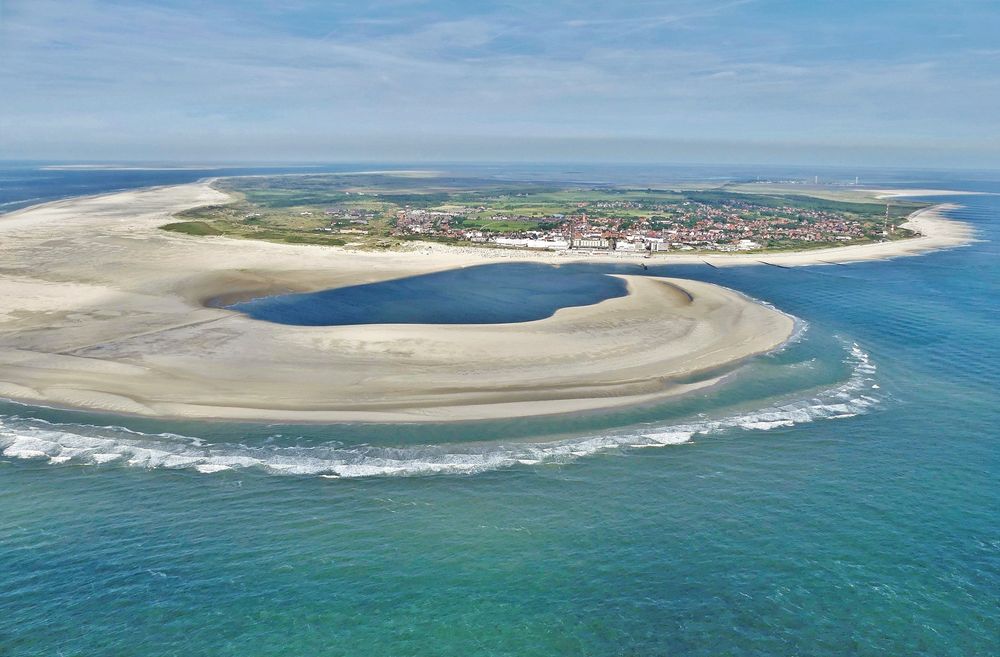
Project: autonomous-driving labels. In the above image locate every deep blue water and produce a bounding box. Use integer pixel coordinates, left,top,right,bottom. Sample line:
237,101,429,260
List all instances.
230,263,628,325
0,164,997,656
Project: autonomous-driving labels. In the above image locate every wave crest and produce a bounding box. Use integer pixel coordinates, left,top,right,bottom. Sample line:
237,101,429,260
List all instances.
0,343,879,478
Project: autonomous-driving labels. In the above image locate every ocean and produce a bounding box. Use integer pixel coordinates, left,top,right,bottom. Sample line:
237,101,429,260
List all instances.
0,164,997,656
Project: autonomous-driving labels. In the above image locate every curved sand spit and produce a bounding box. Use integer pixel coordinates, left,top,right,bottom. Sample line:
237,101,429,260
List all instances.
0,182,966,422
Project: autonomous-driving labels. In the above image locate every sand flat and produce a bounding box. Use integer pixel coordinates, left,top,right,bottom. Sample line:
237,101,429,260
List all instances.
3,181,972,421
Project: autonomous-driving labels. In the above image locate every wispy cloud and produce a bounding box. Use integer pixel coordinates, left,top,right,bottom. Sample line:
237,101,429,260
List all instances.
0,0,997,164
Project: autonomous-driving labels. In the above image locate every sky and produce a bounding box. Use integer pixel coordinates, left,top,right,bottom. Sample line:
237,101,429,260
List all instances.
1,0,998,166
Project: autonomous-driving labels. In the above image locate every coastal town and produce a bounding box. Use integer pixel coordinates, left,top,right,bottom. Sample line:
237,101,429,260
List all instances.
389,195,898,253
170,175,923,254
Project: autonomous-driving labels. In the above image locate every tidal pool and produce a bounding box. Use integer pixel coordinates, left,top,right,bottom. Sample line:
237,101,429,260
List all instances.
229,262,629,325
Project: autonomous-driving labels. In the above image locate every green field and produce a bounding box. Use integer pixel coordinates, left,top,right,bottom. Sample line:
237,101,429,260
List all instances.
161,221,224,236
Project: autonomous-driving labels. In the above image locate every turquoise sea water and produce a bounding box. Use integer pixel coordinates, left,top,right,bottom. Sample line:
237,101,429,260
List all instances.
0,166,997,656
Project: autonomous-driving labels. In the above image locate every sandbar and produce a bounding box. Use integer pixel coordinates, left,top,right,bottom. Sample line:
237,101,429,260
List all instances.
1,179,972,422
0,183,804,422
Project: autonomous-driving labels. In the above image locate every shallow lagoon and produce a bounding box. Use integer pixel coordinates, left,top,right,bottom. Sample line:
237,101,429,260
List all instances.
229,262,629,325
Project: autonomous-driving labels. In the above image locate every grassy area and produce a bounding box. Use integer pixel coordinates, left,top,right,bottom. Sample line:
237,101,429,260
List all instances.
161,221,224,236
454,218,547,232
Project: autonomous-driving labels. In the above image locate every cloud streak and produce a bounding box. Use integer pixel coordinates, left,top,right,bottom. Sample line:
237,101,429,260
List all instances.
1,0,997,165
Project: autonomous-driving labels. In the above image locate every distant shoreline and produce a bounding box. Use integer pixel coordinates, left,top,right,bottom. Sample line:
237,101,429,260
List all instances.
2,178,979,266
189,177,978,267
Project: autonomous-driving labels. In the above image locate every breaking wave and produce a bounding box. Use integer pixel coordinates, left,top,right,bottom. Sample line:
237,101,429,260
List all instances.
0,343,880,478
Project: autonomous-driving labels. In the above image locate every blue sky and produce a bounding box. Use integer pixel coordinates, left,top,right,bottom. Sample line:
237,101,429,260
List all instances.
1,0,998,166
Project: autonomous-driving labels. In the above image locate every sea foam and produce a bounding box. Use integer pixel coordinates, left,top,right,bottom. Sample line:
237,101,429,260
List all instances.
0,343,879,478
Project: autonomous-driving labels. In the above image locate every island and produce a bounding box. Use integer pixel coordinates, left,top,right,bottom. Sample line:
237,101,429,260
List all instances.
0,175,973,422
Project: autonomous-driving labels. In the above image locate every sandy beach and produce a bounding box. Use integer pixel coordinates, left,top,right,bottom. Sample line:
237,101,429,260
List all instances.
0,182,972,422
